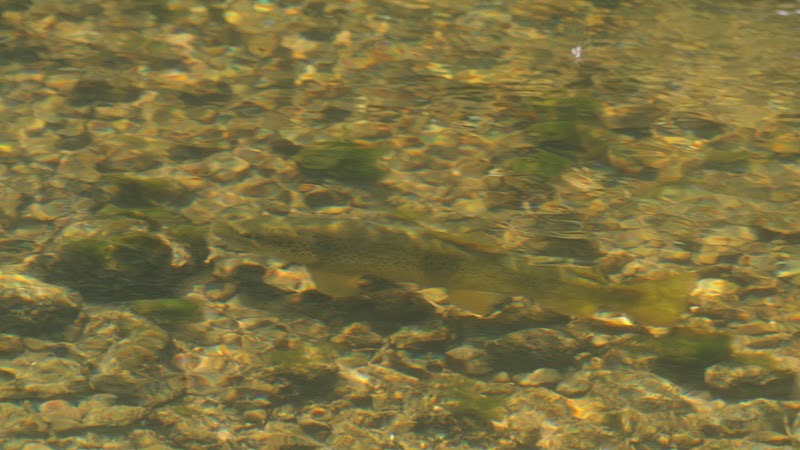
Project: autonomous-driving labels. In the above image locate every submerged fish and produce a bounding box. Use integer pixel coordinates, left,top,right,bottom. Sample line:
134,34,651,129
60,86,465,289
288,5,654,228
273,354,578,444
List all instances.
210,215,697,326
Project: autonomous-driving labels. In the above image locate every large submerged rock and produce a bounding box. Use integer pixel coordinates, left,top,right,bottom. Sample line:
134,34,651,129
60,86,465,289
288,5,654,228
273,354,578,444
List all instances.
0,272,81,336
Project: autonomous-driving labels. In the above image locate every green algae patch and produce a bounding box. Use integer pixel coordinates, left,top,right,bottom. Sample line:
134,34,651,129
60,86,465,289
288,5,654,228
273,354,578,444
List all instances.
295,141,386,184
439,378,507,423
131,298,203,325
498,93,614,190
95,205,210,264
630,329,796,399
96,204,184,226
529,121,581,146
644,330,732,368
41,224,199,303
103,174,191,208
168,223,211,263
51,235,174,300
519,93,615,161
631,329,733,386
68,79,142,106
498,150,575,193
551,94,602,122
260,342,340,398
703,146,752,172
260,340,339,374
505,150,573,181
522,93,602,122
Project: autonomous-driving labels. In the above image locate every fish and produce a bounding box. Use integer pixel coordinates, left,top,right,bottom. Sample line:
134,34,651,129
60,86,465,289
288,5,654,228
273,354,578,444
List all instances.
209,215,697,326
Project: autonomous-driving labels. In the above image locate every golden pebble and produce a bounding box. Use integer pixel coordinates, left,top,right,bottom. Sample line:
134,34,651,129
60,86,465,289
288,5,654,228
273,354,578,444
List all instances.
110,119,135,131
425,62,453,80
224,11,243,25
771,133,800,154
27,204,58,222
4,72,45,83
281,33,318,59
173,176,207,191
700,225,756,247
660,249,692,261
1,11,24,25
691,278,738,301
333,30,352,47
456,69,490,84
693,250,720,265
730,321,777,335
295,64,319,86
157,70,191,83
0,143,17,158
44,74,78,92
316,206,351,215
245,36,279,58
253,3,274,12
566,398,602,420
593,316,635,327
452,197,487,218
298,184,321,193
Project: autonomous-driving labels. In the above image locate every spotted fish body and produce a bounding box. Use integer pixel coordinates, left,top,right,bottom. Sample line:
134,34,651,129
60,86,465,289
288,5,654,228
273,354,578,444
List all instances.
211,216,696,325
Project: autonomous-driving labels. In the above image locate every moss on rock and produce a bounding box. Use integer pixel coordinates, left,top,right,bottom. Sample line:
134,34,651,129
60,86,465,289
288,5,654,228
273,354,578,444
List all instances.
295,141,386,184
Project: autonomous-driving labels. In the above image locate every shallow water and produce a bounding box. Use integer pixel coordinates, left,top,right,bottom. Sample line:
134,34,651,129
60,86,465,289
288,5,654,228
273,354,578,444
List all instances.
0,0,799,448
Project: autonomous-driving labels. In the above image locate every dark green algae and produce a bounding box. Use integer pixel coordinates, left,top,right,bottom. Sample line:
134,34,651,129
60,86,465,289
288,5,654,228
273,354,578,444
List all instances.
294,140,386,184
439,377,508,423
38,173,208,303
130,298,203,325
42,230,187,302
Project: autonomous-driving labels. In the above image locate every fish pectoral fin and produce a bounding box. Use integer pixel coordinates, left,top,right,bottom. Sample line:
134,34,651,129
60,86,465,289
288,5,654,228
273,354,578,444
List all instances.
446,289,506,316
308,267,363,298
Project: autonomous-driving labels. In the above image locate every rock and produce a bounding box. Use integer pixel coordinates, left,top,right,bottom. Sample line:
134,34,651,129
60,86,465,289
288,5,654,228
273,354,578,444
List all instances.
704,398,790,439
388,324,450,352
601,102,665,131
38,399,83,433
82,403,147,428
150,406,220,443
294,140,387,184
516,368,562,387
503,387,571,445
130,298,204,326
555,370,594,397
0,355,88,400
78,311,182,405
330,322,384,348
0,334,24,356
0,273,81,336
445,345,493,376
0,402,47,436
486,328,581,372
37,218,200,302
240,421,325,449
705,363,797,400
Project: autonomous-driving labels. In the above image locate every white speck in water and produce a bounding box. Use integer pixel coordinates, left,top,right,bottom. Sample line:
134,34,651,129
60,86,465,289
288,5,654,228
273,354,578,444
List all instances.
571,45,583,65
